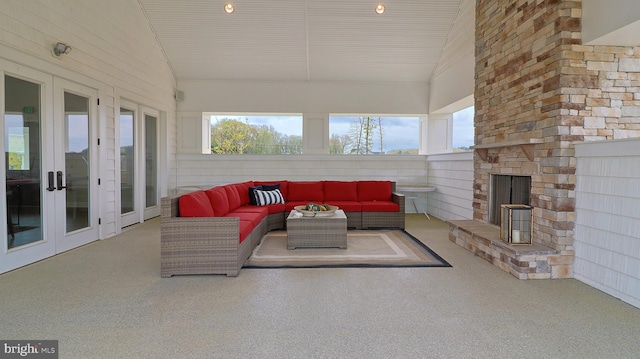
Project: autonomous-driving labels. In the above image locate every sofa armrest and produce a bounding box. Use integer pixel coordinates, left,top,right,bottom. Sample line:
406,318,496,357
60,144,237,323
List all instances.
392,192,405,213
161,196,240,243
161,196,245,277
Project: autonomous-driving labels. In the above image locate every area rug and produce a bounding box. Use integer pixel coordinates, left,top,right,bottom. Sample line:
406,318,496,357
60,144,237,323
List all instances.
244,229,451,269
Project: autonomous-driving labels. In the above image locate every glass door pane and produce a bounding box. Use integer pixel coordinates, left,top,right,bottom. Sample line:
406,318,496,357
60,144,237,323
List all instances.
53,78,99,254
64,92,90,233
144,114,157,209
4,75,43,249
120,107,135,215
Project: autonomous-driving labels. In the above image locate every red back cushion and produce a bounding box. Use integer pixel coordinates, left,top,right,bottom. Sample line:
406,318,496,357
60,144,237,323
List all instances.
324,181,358,202
287,181,324,202
357,181,392,201
205,187,230,216
179,190,215,217
234,181,254,205
224,185,242,211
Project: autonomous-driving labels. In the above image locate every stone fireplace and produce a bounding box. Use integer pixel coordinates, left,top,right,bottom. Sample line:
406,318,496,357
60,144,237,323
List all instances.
449,0,640,279
470,0,587,280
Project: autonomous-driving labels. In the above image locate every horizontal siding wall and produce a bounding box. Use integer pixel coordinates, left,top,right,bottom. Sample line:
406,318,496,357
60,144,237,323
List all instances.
426,152,474,220
175,154,428,213
575,138,640,309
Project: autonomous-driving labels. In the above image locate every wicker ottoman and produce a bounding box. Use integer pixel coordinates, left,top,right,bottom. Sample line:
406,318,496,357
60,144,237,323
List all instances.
286,209,347,249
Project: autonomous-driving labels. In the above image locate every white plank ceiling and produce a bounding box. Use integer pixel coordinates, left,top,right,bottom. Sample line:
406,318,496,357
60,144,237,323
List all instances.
138,0,463,83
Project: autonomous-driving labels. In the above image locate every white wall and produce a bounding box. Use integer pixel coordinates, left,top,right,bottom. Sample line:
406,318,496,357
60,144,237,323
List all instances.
426,152,474,220
177,80,429,114
428,0,475,113
575,138,640,309
175,154,427,186
427,113,453,154
426,0,475,156
0,0,177,237
582,0,640,46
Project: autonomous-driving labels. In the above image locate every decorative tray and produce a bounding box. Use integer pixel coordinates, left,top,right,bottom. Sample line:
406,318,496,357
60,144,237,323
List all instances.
293,204,339,217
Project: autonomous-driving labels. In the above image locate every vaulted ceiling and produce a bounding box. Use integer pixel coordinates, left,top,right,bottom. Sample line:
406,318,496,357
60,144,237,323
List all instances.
138,0,463,83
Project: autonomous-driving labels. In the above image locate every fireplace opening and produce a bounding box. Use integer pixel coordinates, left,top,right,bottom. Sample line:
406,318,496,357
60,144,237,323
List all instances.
489,175,531,226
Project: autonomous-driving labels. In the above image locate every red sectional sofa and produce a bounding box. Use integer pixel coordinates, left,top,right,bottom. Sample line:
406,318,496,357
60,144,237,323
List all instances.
160,180,405,277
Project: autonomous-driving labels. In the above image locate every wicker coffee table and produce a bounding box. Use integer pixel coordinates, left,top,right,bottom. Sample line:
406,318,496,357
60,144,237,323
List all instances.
286,209,347,249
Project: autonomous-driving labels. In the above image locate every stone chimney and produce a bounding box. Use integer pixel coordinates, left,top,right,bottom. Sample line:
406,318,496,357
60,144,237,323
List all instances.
473,0,640,278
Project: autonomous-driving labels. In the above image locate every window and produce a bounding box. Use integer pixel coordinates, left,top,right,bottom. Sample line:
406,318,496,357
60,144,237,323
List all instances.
208,114,302,154
329,115,420,155
452,106,474,152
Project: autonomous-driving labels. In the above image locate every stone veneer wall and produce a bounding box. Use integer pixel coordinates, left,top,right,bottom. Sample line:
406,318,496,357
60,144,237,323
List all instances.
473,0,640,279
577,47,640,140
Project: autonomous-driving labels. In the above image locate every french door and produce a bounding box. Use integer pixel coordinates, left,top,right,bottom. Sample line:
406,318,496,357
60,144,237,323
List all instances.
119,101,138,227
1,62,99,273
143,109,160,220
118,103,159,228
53,78,99,252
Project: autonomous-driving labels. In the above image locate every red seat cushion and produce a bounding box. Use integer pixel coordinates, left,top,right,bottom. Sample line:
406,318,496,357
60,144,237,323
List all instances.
179,190,215,217
238,220,254,243
288,181,324,202
225,212,263,228
224,185,242,211
358,181,392,201
360,201,399,212
205,187,229,216
324,181,358,202
232,205,269,220
263,203,286,214
327,201,361,212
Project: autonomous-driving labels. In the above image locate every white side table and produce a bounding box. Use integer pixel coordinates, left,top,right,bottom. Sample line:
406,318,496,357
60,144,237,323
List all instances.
397,186,436,219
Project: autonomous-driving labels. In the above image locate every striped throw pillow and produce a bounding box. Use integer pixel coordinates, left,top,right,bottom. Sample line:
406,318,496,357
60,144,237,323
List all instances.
253,189,285,206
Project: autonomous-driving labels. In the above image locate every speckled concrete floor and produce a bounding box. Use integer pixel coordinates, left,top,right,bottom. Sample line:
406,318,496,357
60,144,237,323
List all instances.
1,215,639,358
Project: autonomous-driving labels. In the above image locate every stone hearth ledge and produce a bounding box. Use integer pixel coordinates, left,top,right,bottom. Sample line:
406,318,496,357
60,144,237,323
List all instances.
448,220,561,280
472,138,544,161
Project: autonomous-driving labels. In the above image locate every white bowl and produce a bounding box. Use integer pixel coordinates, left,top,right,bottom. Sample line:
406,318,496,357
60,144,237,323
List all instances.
293,204,339,217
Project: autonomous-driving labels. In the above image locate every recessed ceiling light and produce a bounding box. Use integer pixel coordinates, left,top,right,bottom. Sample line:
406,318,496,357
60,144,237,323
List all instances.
375,4,385,14
224,3,234,14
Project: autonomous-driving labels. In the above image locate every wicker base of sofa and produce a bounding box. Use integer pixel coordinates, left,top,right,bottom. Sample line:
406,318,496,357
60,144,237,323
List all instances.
266,212,285,232
161,235,252,277
344,212,362,229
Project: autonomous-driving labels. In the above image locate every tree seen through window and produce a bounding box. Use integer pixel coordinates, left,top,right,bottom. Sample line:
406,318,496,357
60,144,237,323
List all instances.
209,115,302,154
329,115,419,155
208,114,420,155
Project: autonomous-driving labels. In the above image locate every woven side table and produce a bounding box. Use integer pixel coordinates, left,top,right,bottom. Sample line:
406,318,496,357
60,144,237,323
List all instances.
286,209,347,249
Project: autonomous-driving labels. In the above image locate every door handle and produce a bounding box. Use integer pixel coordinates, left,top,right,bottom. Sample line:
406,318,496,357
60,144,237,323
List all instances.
47,171,56,191
56,171,67,190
